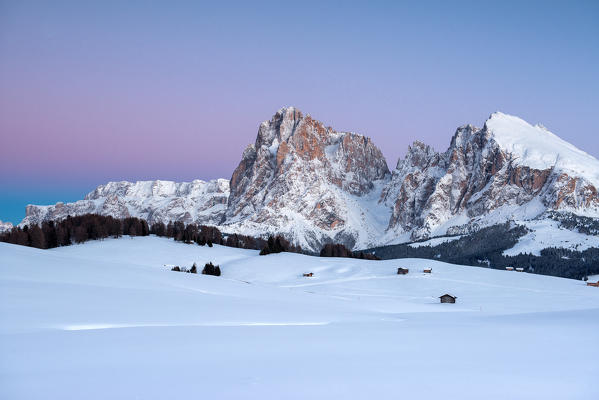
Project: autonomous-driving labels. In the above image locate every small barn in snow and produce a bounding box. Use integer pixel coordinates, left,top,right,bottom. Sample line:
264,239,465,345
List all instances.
439,294,457,303
397,268,409,275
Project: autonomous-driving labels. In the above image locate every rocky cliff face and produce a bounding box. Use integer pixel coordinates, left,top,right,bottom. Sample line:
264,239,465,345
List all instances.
21,179,230,227
381,112,599,241
224,107,391,250
16,108,599,253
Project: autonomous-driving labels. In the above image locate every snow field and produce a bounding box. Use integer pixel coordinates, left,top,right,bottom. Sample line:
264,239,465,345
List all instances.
1,236,598,399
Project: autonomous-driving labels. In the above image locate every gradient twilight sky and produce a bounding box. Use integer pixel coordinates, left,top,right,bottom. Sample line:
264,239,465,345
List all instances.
1,0,598,224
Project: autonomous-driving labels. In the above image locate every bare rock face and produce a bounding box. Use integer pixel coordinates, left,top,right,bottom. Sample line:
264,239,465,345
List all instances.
382,113,599,240
20,179,230,227
224,107,390,250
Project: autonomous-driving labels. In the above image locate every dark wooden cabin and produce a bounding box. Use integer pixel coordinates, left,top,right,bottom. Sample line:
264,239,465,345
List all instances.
587,281,599,287
439,294,457,303
397,268,409,275
423,268,432,273
303,272,313,277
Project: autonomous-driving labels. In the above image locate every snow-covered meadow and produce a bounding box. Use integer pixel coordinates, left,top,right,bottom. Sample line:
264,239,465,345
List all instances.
1,236,598,399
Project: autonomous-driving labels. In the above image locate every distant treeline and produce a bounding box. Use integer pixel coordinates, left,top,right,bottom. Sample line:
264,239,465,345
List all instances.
0,215,149,248
0,214,296,253
1,214,315,257
320,243,380,260
364,222,599,280
0,214,384,261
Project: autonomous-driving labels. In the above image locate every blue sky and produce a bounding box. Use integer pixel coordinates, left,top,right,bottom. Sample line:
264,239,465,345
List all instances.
1,0,598,224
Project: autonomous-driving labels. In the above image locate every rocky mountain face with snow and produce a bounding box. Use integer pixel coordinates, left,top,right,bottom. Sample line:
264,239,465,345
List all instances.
18,108,599,253
21,179,230,227
222,107,390,250
380,112,599,242
0,220,13,233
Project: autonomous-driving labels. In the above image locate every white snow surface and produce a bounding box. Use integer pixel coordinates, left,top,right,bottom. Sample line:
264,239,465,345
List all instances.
408,235,462,248
486,112,599,186
1,236,598,399
503,219,599,256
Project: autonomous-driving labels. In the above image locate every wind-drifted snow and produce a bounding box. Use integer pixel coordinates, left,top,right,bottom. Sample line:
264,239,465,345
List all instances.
1,237,598,399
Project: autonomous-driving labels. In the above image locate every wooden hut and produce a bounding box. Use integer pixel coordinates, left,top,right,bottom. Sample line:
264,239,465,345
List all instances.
397,268,409,275
303,272,313,277
505,267,514,271
423,268,432,273
587,281,599,287
439,294,457,304
516,267,524,272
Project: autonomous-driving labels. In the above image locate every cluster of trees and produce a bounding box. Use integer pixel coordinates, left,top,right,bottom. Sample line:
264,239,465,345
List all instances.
0,214,304,258
201,262,221,276
319,243,380,260
170,262,221,276
0,215,149,249
171,263,198,274
149,221,222,246
547,211,599,236
259,235,302,255
500,247,599,279
364,222,599,279
149,221,274,252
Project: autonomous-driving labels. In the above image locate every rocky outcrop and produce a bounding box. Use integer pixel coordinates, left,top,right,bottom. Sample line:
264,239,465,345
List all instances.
224,107,391,250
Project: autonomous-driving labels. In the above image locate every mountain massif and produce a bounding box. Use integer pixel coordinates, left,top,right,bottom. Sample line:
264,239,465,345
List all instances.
19,107,599,253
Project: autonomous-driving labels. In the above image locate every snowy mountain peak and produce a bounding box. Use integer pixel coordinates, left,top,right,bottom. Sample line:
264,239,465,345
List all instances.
383,112,599,242
21,179,230,228
484,112,599,186
0,220,13,233
225,107,390,250
15,108,599,252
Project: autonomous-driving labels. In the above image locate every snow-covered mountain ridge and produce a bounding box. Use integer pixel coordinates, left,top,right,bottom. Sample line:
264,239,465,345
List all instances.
18,108,599,253
381,111,599,243
21,179,230,227
0,220,13,233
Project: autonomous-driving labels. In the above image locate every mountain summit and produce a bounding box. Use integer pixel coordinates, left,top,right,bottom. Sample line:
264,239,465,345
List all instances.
381,112,599,241
19,108,599,252
223,107,391,250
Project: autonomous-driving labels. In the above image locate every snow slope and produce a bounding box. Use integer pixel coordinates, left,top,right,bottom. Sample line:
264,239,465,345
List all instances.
504,219,599,256
486,112,599,186
1,237,598,399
